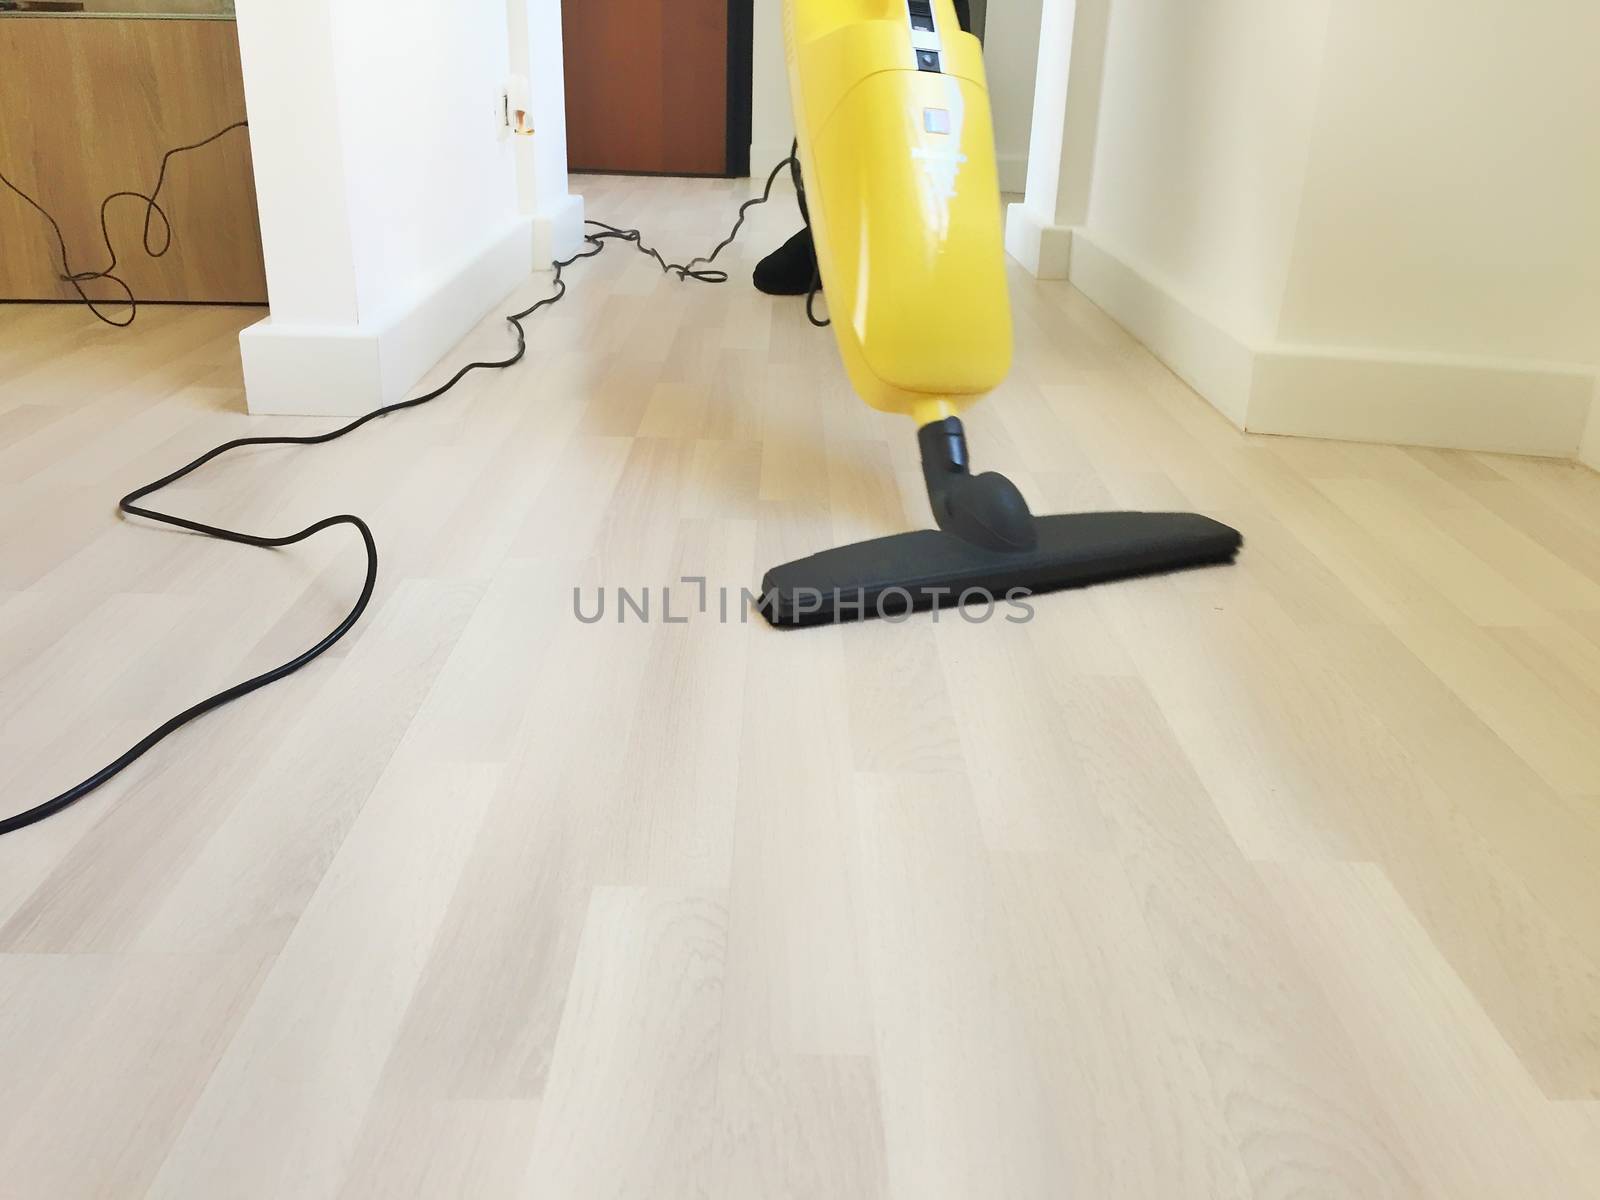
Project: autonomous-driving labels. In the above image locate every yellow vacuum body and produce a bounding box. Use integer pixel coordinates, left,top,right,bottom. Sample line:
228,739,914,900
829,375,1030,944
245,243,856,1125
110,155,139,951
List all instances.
784,0,1011,427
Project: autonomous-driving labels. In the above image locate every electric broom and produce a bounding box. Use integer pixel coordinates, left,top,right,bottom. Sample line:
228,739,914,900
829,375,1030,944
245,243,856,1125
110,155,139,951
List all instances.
759,0,1242,627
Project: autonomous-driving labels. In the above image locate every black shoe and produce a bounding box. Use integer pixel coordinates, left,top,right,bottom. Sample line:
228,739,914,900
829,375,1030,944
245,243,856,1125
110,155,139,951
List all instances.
754,228,818,296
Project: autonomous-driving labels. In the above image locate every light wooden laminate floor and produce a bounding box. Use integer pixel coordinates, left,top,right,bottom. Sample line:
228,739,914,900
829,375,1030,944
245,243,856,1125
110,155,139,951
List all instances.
2,173,1599,1199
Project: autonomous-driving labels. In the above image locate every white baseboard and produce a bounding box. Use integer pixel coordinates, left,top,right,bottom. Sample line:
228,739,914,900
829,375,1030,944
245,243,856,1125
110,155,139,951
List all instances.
1582,391,1600,471
1062,228,1598,459
1003,203,1073,281
1066,231,1256,427
241,216,536,417
1250,347,1595,459
238,324,381,419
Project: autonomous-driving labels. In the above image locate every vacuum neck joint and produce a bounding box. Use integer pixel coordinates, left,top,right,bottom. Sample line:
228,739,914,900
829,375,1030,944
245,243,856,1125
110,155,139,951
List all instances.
918,416,971,477
916,416,1037,552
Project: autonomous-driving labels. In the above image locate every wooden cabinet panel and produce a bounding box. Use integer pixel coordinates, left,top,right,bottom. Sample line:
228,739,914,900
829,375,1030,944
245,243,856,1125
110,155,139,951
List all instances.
0,16,266,303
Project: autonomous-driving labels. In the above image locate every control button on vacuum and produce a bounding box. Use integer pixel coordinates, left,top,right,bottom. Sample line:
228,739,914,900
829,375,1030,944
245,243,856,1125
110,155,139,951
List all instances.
916,49,941,73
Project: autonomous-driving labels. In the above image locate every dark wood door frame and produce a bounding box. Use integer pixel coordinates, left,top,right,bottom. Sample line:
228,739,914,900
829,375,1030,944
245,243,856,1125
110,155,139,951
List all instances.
725,0,753,176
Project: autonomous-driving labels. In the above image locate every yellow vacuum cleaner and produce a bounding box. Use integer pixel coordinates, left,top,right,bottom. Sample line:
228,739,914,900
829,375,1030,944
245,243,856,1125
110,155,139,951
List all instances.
760,0,1242,626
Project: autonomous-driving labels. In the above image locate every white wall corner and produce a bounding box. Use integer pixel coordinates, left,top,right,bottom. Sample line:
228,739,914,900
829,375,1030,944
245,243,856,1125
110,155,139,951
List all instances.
239,323,380,418
233,0,359,325
996,154,1030,196
243,216,535,416
1004,203,1072,279
533,192,586,268
1581,382,1600,471
1066,230,1256,427
984,0,1042,198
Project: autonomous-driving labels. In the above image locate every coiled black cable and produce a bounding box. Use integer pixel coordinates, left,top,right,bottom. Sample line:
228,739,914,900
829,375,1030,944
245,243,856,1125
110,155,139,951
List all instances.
0,152,806,838
581,148,798,281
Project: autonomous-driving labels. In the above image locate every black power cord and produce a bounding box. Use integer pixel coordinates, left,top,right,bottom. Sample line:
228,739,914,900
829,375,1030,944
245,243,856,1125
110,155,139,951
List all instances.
786,139,830,328
582,148,799,282
0,151,806,838
806,264,830,328
0,120,251,327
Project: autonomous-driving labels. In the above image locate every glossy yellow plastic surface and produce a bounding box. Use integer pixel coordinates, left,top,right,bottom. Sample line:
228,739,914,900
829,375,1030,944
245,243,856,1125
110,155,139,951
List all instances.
783,0,1013,426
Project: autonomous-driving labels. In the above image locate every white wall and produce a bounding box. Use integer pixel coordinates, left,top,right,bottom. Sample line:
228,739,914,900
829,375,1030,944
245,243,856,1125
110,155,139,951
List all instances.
1275,0,1600,365
982,0,1041,193
330,0,520,325
508,0,586,262
1016,0,1600,458
234,0,360,326
237,0,579,416
1082,0,1331,345
750,0,794,178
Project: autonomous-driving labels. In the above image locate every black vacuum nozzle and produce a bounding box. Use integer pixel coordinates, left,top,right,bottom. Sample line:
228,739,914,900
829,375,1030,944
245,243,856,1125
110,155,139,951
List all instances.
758,417,1242,628
759,511,1242,627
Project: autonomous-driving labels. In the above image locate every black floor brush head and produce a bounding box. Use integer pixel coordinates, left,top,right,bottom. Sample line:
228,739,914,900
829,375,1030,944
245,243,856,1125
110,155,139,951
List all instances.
758,511,1242,628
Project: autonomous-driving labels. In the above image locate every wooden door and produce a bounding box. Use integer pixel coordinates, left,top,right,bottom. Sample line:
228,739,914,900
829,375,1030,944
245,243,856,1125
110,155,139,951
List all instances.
562,1,744,176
